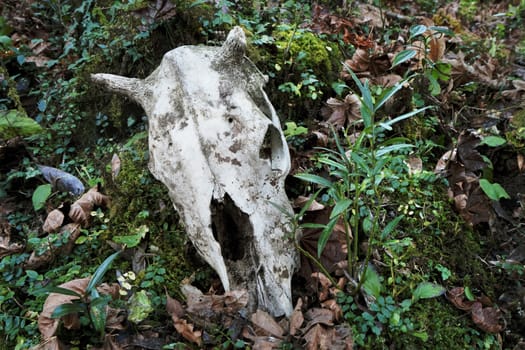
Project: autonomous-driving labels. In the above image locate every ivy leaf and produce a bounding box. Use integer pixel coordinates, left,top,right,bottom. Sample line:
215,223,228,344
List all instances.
479,179,510,201
32,184,52,211
479,136,506,147
412,282,446,302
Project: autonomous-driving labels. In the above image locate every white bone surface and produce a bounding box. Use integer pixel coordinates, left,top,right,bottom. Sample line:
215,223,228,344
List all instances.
92,27,298,316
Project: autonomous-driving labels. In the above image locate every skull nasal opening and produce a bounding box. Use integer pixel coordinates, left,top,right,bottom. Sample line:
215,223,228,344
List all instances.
210,194,253,261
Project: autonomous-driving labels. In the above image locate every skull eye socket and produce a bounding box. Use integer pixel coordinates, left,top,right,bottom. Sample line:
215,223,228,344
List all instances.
211,194,252,262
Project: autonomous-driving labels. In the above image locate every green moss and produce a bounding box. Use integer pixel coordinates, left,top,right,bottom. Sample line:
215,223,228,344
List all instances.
273,29,341,80
507,108,525,150
105,133,194,289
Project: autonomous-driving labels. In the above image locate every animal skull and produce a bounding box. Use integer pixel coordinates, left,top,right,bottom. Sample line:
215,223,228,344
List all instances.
92,27,298,316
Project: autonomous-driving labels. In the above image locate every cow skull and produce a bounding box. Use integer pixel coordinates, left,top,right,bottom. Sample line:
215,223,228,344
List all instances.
92,27,298,316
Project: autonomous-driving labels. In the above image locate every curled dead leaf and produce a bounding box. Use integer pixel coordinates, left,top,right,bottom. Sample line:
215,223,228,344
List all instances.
38,278,120,339
471,301,503,334
293,196,325,211
38,278,90,339
250,309,284,338
69,187,110,226
289,298,304,337
43,209,65,233
323,94,362,128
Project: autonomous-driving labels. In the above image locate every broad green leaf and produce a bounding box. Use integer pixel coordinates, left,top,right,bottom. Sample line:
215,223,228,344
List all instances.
300,223,327,229
381,215,404,240
89,296,109,334
412,331,429,342
412,282,445,302
294,173,332,188
51,303,86,318
479,179,510,200
25,270,39,279
0,109,43,139
330,199,352,219
317,217,337,257
86,251,120,294
362,265,382,299
391,49,417,68
44,286,83,298
464,286,475,301
376,143,414,157
32,184,52,211
409,25,427,39
0,35,12,47
479,135,506,147
429,26,455,36
318,157,347,171
379,106,432,130
374,80,406,113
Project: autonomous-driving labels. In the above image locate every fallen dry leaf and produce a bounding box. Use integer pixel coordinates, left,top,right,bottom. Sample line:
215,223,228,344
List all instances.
299,208,348,282
166,292,202,345
43,208,65,233
111,153,121,181
25,223,81,270
30,336,64,350
289,298,304,336
293,196,325,211
38,278,90,339
69,187,110,225
303,324,334,350
0,222,24,259
38,278,120,339
250,309,284,338
323,94,362,128
446,287,475,311
471,301,503,334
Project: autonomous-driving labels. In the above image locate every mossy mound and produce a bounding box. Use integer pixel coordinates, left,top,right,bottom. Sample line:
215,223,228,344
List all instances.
105,132,195,290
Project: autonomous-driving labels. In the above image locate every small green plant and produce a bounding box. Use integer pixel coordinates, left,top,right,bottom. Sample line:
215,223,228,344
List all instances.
295,67,430,283
45,251,121,339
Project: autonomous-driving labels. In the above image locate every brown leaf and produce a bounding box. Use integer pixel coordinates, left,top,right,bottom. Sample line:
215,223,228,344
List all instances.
457,131,486,172
250,309,284,338
324,94,362,128
43,209,65,233
31,336,65,350
173,318,203,346
0,223,24,259
321,299,343,322
25,223,81,270
446,287,475,311
311,272,333,302
435,149,457,174
299,208,348,282
293,196,325,211
471,301,503,333
304,308,335,330
289,298,304,336
166,293,185,320
68,187,110,226
111,153,121,181
38,278,90,339
303,324,335,350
